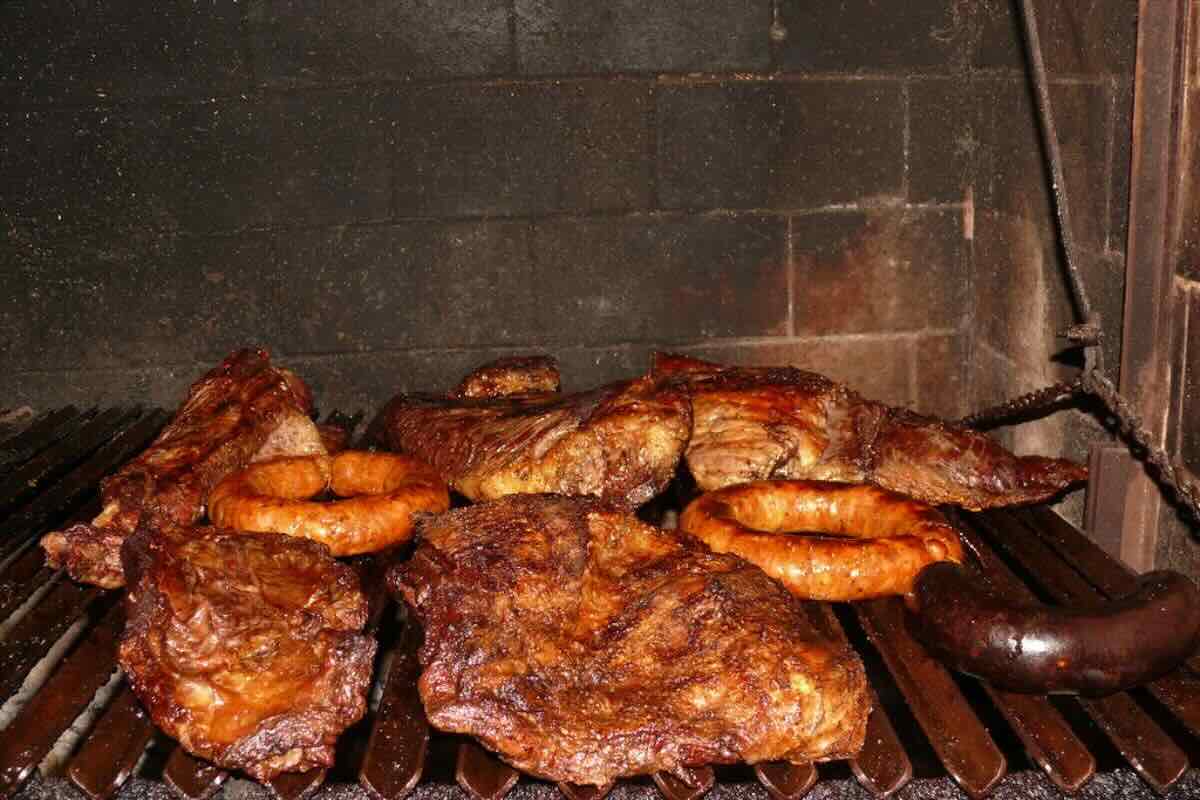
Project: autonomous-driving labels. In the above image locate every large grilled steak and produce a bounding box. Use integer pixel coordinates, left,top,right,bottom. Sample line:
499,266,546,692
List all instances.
390,494,870,786
381,374,691,510
41,348,325,587
119,517,376,780
653,353,1087,510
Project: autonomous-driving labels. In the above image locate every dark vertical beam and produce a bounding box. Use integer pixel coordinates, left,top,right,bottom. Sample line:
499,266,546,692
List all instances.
1093,0,1191,570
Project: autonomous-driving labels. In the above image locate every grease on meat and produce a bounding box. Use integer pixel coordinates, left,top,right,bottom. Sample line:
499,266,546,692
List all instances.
382,375,691,510
119,518,376,780
41,348,324,587
653,352,1086,510
452,355,562,399
391,494,869,786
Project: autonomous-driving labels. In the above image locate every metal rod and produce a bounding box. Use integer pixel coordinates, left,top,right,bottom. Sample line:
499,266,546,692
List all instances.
1015,0,1097,341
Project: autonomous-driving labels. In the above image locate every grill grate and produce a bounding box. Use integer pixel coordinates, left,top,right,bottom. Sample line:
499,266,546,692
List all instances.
0,408,1197,800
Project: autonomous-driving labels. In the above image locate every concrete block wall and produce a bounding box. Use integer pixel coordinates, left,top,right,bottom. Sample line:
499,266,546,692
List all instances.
1,0,977,417
963,0,1134,524
0,0,1129,481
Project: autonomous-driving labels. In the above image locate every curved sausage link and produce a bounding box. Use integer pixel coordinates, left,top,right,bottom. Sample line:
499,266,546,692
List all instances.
908,561,1200,695
679,480,964,601
209,451,449,556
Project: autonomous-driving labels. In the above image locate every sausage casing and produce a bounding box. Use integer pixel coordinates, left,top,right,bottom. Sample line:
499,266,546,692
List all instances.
679,480,964,601
908,561,1200,695
208,451,449,556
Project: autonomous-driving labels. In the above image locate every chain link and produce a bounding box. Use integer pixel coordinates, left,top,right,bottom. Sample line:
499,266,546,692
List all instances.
957,378,1084,429
958,370,1200,522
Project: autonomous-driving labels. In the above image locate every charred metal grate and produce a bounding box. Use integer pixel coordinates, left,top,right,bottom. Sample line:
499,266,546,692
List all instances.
0,408,1198,800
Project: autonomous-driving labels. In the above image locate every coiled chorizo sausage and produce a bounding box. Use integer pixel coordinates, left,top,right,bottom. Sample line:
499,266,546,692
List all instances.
208,451,449,555
679,480,964,601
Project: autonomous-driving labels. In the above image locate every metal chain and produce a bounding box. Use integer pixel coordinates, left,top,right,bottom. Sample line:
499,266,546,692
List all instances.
1081,371,1200,520
955,0,1200,522
958,372,1200,522
957,378,1083,428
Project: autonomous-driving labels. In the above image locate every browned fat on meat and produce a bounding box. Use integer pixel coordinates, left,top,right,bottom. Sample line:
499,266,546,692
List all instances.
653,352,1087,510
41,347,325,588
391,494,870,786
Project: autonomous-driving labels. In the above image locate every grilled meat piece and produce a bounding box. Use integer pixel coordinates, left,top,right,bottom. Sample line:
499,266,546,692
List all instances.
119,517,376,781
652,353,1087,510
42,348,323,587
391,495,869,786
382,375,691,509
452,355,562,399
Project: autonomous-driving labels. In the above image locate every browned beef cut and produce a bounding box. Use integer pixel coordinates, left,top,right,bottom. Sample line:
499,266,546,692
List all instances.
652,352,1087,510
390,495,870,786
41,348,324,587
452,355,562,398
382,375,691,509
119,517,376,781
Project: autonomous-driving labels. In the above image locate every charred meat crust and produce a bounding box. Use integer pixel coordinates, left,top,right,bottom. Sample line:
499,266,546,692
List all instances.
390,494,870,786
651,352,1087,510
41,347,322,588
382,376,692,510
119,518,376,781
452,355,562,399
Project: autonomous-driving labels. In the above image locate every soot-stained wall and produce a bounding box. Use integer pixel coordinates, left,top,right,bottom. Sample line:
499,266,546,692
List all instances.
0,1,1129,469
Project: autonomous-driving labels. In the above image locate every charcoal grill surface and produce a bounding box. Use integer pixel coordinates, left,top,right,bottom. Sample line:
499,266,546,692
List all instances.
0,407,1198,800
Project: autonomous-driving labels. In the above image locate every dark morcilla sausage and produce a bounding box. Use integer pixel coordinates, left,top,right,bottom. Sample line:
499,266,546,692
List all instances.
907,561,1200,695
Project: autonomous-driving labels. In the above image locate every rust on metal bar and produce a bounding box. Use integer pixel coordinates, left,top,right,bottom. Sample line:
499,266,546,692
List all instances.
67,685,156,800
652,766,715,800
753,762,817,800
855,598,1006,799
163,747,228,800
358,612,430,800
456,740,519,800
0,598,123,799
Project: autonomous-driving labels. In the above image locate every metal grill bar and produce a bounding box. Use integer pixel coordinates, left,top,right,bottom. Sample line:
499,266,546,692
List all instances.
0,577,102,707
0,407,135,515
0,408,1196,800
855,599,1007,799
358,613,429,800
802,601,911,797
68,685,157,800
946,515,1097,794
975,511,1200,735
0,409,170,568
0,406,85,475
164,747,228,800
0,597,123,797
970,512,1191,792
